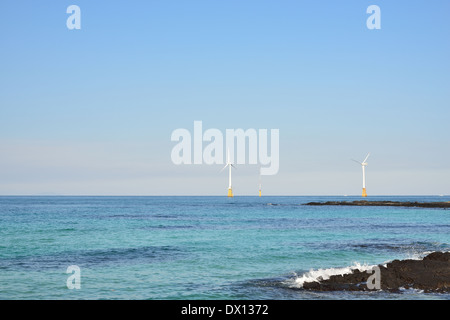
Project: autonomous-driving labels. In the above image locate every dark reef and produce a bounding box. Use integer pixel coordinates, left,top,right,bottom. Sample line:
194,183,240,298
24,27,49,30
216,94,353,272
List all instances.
304,200,450,209
302,251,450,293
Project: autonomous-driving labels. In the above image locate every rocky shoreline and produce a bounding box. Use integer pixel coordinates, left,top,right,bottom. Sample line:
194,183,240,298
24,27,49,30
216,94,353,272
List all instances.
302,251,450,293
304,200,450,209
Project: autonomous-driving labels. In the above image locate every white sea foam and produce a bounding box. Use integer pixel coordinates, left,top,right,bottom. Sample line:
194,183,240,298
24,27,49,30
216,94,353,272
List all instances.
406,251,434,260
406,249,450,260
288,250,450,289
398,287,424,294
286,262,377,288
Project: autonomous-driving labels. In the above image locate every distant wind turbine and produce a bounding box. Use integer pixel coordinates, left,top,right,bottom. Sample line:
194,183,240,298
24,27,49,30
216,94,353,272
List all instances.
352,153,370,197
221,149,236,197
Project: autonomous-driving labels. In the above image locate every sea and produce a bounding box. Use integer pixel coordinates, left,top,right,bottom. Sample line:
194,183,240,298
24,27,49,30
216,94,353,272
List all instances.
0,195,449,300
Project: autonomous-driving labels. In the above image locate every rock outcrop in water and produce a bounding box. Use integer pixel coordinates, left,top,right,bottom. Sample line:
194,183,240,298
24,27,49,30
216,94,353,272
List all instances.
302,251,450,293
304,200,450,209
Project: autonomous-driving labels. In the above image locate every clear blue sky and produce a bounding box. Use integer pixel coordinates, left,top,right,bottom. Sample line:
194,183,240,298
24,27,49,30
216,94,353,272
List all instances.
1,1,449,195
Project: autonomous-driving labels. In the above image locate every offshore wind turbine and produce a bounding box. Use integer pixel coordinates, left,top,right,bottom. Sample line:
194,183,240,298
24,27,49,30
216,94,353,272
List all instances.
221,149,236,197
352,153,370,197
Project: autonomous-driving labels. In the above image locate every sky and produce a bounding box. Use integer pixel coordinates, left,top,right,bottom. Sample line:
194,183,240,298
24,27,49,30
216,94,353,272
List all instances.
0,0,449,195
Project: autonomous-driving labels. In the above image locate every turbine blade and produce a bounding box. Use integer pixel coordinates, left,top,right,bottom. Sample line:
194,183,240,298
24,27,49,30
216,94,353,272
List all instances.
363,153,370,163
220,164,228,172
351,159,362,165
231,164,237,169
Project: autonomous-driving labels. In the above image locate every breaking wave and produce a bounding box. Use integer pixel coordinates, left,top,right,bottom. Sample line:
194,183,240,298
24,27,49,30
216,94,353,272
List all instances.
284,262,378,289
284,249,450,289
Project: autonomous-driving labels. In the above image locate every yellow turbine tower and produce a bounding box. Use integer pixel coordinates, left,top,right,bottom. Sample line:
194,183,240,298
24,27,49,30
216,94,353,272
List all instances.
352,153,370,197
221,149,236,197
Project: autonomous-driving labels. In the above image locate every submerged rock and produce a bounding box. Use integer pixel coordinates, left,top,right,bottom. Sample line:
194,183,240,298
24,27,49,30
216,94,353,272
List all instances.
302,251,450,293
304,200,450,209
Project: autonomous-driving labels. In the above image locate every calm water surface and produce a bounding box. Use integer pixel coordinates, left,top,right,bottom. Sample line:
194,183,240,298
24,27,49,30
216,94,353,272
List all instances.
0,196,449,300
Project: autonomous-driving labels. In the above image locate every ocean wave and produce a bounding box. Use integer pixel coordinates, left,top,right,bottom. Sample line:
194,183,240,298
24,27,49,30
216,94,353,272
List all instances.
140,225,195,230
266,203,302,207
404,249,450,260
284,262,377,289
300,240,450,257
285,249,450,290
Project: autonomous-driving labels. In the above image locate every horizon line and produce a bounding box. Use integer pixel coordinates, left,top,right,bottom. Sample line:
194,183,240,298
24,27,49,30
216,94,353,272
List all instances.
0,194,448,197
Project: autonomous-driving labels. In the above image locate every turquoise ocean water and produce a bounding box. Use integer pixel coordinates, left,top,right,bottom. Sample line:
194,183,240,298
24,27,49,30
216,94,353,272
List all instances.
0,196,449,300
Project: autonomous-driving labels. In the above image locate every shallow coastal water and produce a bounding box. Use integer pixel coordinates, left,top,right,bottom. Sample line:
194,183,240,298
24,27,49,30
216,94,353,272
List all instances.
0,196,449,300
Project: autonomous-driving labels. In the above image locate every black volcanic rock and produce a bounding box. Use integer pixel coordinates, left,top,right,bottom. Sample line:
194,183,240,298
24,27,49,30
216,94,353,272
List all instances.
302,252,450,293
304,200,450,209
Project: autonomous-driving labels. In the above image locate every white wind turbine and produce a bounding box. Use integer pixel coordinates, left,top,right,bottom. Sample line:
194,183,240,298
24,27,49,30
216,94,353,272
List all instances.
352,153,370,197
221,149,236,197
